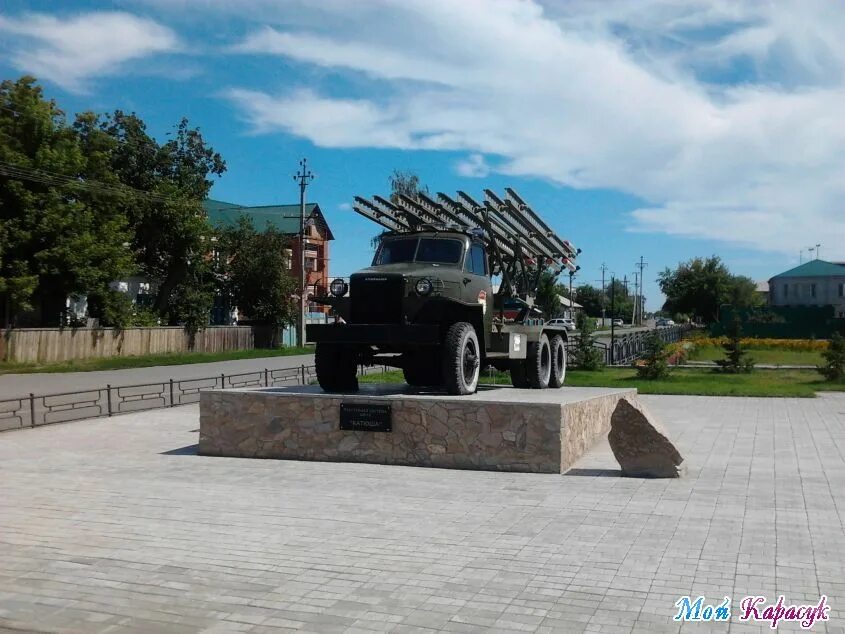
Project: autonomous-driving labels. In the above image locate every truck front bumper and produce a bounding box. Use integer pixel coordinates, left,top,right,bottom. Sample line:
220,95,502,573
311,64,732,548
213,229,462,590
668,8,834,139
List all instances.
307,323,440,346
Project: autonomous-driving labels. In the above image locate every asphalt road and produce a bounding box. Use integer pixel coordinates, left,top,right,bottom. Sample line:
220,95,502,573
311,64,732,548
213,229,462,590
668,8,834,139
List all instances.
0,353,315,400
0,325,657,400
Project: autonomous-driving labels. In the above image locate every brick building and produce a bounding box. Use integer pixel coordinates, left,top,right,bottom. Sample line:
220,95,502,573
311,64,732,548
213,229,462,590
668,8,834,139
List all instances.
203,199,335,321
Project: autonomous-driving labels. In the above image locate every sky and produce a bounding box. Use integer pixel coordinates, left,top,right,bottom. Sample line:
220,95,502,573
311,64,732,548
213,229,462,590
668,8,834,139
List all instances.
1,0,843,311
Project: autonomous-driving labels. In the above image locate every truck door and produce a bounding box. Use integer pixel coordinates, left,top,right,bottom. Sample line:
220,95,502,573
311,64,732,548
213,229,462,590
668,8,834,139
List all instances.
463,242,493,336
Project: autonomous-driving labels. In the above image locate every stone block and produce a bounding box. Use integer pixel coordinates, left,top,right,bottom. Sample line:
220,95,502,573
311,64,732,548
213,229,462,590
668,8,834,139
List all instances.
608,397,685,478
200,385,637,474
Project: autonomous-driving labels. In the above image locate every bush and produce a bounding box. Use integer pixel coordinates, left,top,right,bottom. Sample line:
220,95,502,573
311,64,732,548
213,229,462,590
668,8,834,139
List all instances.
573,312,604,370
716,318,755,373
818,332,845,381
636,332,670,379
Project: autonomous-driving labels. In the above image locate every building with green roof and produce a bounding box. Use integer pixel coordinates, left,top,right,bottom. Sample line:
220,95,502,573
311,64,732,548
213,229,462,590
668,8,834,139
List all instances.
769,260,845,318
202,199,334,240
203,198,335,324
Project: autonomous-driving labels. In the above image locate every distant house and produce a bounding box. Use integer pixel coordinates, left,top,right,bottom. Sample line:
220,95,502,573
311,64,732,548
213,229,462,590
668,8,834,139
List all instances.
768,260,845,318
754,280,769,304
557,295,583,318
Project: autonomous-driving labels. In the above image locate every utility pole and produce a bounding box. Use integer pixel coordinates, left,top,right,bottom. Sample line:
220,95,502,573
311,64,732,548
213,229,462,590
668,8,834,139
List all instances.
600,262,608,327
631,271,638,325
294,158,314,348
634,256,648,326
568,270,575,320
816,243,821,260
609,276,616,364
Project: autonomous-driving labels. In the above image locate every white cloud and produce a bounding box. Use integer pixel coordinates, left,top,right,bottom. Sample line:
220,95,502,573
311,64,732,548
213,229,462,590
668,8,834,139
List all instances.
338,202,351,210
0,11,180,92
456,154,491,179
161,0,845,257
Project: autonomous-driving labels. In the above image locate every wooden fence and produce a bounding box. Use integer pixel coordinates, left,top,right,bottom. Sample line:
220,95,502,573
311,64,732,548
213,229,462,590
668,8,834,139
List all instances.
1,326,255,364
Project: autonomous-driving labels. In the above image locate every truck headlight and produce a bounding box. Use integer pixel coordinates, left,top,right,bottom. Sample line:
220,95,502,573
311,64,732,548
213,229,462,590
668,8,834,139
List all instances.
329,278,348,297
415,278,433,296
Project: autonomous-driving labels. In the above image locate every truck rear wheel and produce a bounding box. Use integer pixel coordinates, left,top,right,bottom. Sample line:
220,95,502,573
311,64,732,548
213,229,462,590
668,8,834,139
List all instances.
442,322,480,395
403,352,442,387
315,342,359,393
526,333,552,389
549,334,566,388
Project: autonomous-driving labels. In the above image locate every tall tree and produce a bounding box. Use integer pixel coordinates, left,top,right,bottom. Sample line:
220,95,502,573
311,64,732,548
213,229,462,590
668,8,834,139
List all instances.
535,270,561,317
101,112,225,322
0,77,133,327
658,256,760,324
573,284,605,318
371,169,429,249
218,216,296,347
388,169,427,203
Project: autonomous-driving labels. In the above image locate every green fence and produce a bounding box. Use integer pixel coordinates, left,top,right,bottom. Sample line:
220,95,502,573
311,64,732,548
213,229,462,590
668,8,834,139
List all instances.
712,305,845,339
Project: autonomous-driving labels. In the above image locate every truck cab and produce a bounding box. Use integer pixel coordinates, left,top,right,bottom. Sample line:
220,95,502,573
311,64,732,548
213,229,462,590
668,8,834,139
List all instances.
308,230,493,394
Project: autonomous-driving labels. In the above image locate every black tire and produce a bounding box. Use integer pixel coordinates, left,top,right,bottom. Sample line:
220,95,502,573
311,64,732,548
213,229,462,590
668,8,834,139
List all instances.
402,351,442,387
510,359,530,387
549,334,566,388
315,342,359,393
526,333,552,389
442,322,481,395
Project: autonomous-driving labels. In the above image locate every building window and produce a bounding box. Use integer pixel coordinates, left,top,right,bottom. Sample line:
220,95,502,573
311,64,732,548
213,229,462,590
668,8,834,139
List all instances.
839,283,844,297
811,283,816,298
305,257,318,272
284,248,292,270
783,284,788,298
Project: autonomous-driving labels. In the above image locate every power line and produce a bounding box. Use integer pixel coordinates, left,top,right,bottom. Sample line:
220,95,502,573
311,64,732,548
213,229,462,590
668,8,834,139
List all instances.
0,159,186,205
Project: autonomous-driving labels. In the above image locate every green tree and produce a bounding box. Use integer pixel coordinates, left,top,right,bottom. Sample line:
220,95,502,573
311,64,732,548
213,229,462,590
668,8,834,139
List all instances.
716,317,754,373
0,77,133,327
573,312,604,370
101,111,225,323
636,331,670,379
658,256,760,324
606,279,634,321
573,284,605,318
818,332,845,381
370,169,429,250
535,270,561,317
388,169,428,203
219,216,296,347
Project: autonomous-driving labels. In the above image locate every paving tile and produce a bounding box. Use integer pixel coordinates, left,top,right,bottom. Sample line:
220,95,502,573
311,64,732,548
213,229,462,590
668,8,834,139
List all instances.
0,394,843,633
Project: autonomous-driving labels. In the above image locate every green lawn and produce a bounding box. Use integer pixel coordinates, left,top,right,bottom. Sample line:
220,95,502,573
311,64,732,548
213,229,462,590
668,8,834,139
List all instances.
360,367,845,398
0,346,314,375
687,345,824,366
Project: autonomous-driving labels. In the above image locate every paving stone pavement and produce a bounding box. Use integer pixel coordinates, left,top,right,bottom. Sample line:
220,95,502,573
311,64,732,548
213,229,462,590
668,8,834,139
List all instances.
1,393,844,633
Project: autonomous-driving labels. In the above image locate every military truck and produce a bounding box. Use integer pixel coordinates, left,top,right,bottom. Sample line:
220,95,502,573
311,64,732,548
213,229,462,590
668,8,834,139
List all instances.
306,188,580,395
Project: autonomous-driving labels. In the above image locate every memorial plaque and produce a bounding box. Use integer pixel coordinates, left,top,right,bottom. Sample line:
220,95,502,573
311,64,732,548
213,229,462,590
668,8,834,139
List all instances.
340,403,392,432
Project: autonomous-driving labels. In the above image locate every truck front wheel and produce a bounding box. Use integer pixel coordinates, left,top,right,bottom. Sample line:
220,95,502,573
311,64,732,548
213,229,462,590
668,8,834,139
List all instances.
315,342,359,393
442,322,480,395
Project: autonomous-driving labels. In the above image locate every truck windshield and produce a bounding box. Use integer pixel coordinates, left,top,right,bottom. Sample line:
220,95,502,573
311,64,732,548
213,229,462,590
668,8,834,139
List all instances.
375,237,464,265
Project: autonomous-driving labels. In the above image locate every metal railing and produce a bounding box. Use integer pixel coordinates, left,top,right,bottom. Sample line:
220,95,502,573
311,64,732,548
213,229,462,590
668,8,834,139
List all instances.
0,364,388,433
568,324,692,367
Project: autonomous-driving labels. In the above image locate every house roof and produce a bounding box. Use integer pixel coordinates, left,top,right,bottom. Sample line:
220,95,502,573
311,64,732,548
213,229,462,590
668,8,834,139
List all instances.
755,280,769,293
769,259,845,280
203,199,334,240
557,295,583,309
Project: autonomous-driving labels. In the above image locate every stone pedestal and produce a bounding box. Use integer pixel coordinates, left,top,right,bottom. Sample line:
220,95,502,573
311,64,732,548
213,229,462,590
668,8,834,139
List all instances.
199,385,636,473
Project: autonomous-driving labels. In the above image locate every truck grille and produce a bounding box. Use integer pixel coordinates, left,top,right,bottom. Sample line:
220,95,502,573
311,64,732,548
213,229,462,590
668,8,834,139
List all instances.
350,274,404,324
